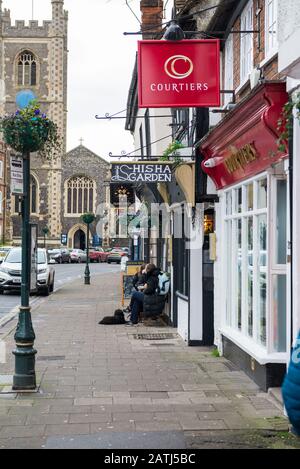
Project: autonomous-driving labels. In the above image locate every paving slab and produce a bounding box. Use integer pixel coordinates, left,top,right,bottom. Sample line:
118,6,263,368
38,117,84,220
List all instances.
0,271,288,449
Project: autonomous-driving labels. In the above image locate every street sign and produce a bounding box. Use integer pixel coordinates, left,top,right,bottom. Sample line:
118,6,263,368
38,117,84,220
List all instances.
138,40,220,108
111,162,173,183
10,155,24,195
30,224,38,293
61,234,67,245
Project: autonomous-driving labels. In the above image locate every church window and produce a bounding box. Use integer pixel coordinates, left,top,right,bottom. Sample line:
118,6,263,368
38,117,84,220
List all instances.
17,51,37,86
66,176,95,215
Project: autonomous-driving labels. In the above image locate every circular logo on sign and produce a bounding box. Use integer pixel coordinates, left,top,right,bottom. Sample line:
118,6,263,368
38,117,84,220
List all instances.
164,55,194,79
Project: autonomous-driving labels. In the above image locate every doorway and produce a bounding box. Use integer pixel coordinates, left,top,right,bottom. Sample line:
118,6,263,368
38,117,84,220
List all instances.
74,229,86,250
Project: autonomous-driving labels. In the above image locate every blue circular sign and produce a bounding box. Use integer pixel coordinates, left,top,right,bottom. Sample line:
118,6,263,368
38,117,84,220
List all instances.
16,90,36,109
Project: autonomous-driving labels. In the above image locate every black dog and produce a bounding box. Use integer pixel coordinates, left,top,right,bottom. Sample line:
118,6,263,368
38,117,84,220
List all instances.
98,309,126,325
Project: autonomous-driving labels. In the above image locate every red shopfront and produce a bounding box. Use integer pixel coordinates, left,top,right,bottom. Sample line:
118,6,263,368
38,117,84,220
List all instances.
200,82,289,390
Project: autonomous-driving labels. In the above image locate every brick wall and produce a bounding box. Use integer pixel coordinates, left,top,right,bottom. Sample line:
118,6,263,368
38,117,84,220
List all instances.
140,0,163,37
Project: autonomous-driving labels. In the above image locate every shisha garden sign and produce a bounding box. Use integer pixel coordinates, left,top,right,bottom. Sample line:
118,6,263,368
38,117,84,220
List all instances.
111,162,173,183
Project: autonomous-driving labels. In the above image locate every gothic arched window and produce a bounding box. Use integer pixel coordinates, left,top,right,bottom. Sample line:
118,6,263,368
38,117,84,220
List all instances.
17,50,37,86
66,176,95,215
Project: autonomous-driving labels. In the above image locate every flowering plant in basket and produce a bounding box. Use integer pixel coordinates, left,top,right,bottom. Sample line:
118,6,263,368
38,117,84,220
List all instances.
0,100,61,160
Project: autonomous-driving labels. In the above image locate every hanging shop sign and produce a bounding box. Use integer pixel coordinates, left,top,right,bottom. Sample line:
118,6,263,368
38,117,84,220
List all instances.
201,83,289,189
138,40,220,108
10,155,24,195
111,162,173,183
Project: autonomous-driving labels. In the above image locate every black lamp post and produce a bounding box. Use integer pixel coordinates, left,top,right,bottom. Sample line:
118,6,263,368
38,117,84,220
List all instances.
42,226,50,249
81,213,95,285
13,150,36,390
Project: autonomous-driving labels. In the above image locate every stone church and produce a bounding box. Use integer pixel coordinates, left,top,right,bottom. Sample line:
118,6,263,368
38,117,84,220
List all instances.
61,144,109,250
0,0,110,248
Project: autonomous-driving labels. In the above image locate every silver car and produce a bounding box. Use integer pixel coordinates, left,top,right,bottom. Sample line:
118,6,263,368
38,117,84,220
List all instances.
70,249,87,263
0,248,55,296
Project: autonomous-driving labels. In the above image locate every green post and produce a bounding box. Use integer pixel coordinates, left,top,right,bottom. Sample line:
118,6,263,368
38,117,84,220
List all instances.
82,213,95,285
84,222,90,285
13,151,37,391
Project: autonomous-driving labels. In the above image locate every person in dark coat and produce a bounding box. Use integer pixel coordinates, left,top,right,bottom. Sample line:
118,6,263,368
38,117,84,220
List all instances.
132,264,146,291
282,331,300,436
126,263,160,326
124,265,146,314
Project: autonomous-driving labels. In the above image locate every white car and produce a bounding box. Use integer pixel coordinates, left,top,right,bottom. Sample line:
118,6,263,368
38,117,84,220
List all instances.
0,248,55,296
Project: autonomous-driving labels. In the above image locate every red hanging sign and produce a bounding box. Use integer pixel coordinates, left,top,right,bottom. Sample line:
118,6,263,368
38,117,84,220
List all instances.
138,39,220,108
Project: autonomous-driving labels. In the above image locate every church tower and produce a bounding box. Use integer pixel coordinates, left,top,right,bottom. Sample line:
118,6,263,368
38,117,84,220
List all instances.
0,0,68,245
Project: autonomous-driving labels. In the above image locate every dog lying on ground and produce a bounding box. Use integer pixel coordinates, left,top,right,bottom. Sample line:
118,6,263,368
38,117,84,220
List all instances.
98,309,126,325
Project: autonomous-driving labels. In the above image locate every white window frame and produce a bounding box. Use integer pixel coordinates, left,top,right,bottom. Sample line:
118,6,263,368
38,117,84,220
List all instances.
219,171,289,363
0,190,2,214
264,0,278,59
0,160,3,179
240,1,254,85
224,34,234,107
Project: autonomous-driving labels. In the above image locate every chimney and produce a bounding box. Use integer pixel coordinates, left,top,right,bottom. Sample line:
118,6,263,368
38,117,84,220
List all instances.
140,0,164,39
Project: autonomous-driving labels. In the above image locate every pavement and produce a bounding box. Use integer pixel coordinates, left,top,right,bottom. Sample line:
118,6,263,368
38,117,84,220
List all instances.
0,271,299,449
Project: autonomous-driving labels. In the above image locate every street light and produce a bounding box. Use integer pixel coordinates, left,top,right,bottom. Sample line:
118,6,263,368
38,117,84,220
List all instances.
81,212,96,285
0,98,61,391
13,149,37,390
42,226,50,249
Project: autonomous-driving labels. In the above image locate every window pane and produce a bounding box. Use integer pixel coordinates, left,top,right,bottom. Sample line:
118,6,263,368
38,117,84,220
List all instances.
257,178,267,208
258,214,267,346
247,217,253,336
235,188,242,213
247,183,254,211
272,274,286,352
226,191,232,215
226,220,232,326
237,218,242,330
276,179,287,264
67,188,71,213
31,62,36,86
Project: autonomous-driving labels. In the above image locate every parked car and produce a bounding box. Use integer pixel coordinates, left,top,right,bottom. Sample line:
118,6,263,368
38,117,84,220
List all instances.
94,247,109,262
88,249,102,263
70,249,87,263
0,248,55,296
107,249,126,264
48,248,71,264
0,246,13,263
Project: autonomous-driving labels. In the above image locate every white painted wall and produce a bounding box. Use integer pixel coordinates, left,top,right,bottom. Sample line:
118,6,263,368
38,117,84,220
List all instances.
278,0,300,76
177,296,189,342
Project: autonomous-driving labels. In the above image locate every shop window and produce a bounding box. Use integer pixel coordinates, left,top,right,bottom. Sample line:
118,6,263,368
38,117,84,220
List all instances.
240,1,254,84
265,0,278,56
224,175,268,345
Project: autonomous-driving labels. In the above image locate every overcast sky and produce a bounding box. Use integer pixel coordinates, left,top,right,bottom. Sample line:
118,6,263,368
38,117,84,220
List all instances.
3,0,171,160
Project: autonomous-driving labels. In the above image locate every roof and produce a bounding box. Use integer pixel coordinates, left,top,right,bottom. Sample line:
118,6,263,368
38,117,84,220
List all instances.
65,145,109,165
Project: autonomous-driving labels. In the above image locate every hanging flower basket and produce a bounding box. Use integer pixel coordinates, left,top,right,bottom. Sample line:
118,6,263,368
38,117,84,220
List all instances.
0,101,61,159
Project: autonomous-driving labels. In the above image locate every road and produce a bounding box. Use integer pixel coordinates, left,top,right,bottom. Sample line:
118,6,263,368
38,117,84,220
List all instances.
0,262,120,319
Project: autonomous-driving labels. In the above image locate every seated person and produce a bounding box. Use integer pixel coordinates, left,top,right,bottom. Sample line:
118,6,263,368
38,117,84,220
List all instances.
124,264,146,314
126,263,160,326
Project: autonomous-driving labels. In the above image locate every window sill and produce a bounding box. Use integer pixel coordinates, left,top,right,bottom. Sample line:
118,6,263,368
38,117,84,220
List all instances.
220,326,288,365
235,78,251,96
260,50,278,69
